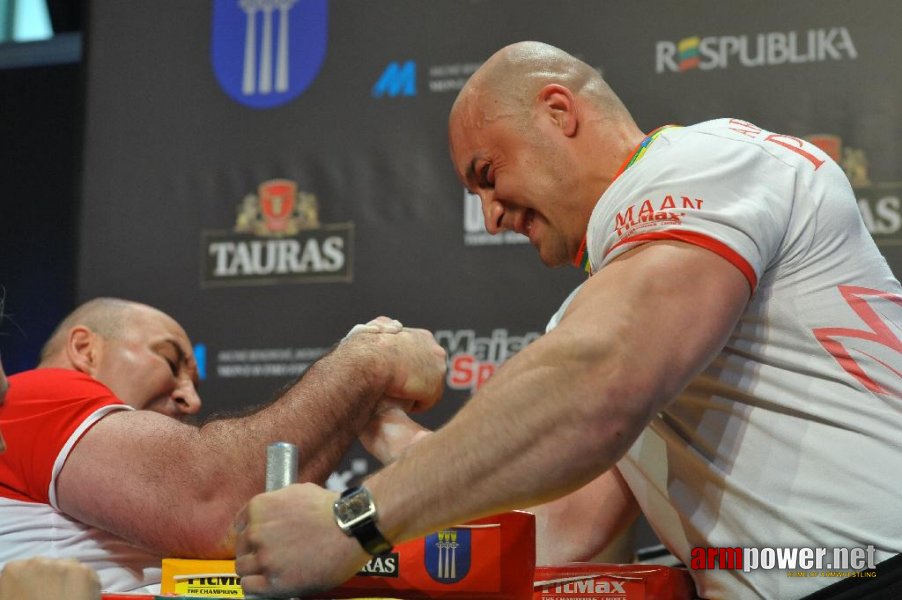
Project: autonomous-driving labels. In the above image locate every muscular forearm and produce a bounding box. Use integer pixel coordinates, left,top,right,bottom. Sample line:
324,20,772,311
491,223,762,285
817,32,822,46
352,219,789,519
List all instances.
367,243,748,548
201,341,387,486
368,328,650,546
58,332,413,557
187,344,388,551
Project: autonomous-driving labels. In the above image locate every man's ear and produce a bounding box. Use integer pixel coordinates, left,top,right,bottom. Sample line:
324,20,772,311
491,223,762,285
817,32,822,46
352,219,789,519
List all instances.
67,326,101,375
538,84,578,137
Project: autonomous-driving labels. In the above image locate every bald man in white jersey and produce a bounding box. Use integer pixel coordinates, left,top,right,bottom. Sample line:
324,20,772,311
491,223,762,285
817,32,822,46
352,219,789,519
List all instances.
235,41,902,600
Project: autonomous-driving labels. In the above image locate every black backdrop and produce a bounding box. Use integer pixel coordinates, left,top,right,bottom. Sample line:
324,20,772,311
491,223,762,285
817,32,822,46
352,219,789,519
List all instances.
3,0,900,500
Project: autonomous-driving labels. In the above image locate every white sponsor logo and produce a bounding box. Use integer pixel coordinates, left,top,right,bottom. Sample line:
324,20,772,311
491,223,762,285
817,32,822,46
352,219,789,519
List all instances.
656,27,857,73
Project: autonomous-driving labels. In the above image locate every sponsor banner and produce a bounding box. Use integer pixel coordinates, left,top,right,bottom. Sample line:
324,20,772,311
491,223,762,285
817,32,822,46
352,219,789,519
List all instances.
212,345,329,379
79,0,902,432
201,179,354,286
372,59,483,98
436,327,542,392
656,27,857,73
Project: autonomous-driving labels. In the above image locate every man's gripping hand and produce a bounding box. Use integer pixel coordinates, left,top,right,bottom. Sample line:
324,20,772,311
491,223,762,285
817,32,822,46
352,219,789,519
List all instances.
342,316,447,414
359,404,433,465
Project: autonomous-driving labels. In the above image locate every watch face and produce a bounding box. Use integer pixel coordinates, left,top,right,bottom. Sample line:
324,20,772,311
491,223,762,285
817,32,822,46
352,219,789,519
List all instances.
335,488,376,529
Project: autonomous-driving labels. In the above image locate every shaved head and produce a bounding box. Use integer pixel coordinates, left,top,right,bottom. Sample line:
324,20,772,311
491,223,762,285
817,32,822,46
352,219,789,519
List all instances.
40,298,150,363
36,297,201,417
451,41,630,132
447,42,645,267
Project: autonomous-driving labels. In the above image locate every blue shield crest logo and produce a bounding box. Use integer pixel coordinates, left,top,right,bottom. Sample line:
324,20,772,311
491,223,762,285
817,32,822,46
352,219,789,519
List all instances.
211,0,328,109
424,527,471,584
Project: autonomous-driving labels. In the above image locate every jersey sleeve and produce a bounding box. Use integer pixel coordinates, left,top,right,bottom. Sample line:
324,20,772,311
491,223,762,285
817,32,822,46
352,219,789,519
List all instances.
0,369,132,507
587,126,798,292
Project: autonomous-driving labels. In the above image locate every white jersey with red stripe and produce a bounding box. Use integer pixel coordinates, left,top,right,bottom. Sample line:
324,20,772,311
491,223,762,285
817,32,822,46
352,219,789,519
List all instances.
551,119,902,599
0,369,162,593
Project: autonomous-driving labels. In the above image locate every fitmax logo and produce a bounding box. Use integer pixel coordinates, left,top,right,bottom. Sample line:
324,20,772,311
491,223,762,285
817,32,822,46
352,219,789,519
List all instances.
373,60,416,97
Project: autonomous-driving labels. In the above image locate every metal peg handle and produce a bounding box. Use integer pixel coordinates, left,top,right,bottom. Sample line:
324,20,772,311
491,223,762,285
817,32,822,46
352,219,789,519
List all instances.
265,441,298,491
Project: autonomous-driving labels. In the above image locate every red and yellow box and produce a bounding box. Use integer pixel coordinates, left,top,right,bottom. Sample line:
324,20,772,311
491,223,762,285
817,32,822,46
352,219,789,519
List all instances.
532,563,697,600
327,510,535,599
105,510,536,599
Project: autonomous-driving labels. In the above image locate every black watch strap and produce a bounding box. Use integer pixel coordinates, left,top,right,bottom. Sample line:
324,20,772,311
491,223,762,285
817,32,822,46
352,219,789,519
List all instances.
336,486,394,556
348,519,394,556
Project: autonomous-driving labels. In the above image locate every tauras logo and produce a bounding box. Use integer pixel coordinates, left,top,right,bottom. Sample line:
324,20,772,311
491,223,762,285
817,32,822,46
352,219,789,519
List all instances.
356,552,399,577
859,195,901,237
656,27,857,73
201,179,353,286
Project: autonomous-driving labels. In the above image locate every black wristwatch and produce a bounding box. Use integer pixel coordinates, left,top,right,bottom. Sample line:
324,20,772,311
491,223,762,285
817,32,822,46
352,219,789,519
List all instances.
333,486,393,556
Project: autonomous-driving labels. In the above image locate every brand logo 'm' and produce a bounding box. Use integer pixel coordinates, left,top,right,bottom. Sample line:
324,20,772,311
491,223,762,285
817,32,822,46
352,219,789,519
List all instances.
373,60,416,97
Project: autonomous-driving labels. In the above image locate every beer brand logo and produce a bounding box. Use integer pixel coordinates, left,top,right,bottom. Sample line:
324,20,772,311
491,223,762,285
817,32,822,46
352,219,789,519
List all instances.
236,179,319,235
356,552,399,577
804,135,901,244
201,179,353,286
656,27,857,73
211,0,328,109
424,528,471,584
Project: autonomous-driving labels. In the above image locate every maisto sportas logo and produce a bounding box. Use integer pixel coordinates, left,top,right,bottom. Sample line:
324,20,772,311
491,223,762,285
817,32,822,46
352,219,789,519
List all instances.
435,328,540,392
211,0,328,109
656,27,857,73
201,179,353,286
